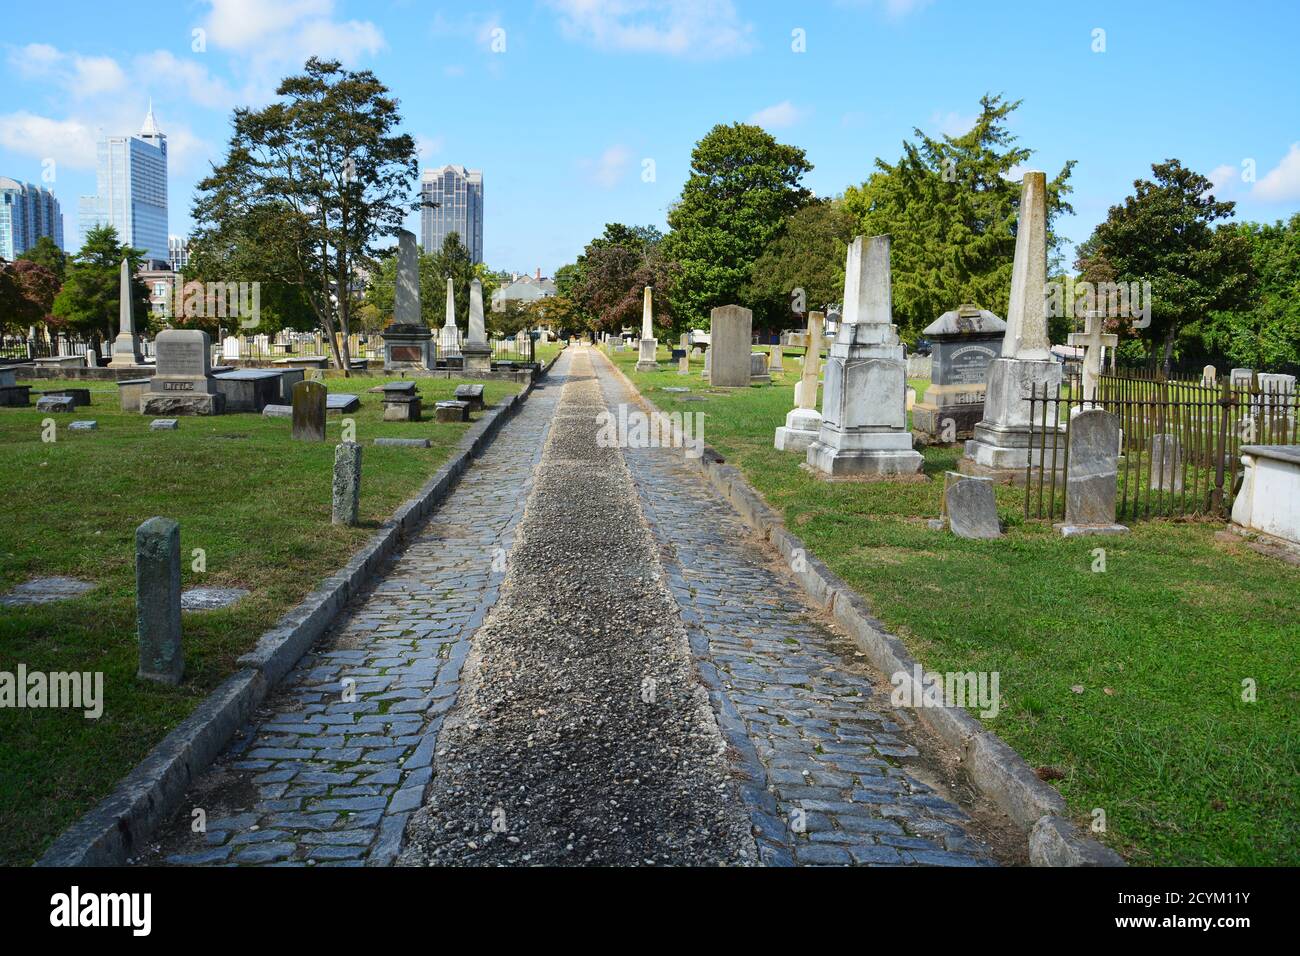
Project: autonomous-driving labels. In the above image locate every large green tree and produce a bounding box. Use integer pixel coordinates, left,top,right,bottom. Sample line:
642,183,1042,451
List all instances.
17,236,67,282
1078,159,1253,373
567,223,678,335
843,95,1075,341
192,57,419,373
426,232,477,328
743,199,856,327
50,224,148,345
665,123,813,326
1201,214,1300,370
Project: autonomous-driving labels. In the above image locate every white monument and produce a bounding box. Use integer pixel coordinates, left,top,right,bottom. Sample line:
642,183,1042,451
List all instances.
805,237,923,477
775,310,825,454
439,277,461,359
109,258,146,368
636,286,659,372
462,278,492,374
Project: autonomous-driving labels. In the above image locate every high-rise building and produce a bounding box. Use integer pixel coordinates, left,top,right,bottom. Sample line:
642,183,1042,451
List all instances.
420,165,483,263
168,235,189,272
0,177,63,261
78,103,168,264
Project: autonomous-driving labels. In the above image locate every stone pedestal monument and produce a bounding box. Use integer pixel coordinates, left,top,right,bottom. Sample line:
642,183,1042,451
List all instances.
141,329,225,415
806,236,923,478
636,286,659,372
439,278,462,360
912,304,1005,443
961,171,1063,482
381,231,435,371
110,258,146,368
775,310,825,454
462,278,493,374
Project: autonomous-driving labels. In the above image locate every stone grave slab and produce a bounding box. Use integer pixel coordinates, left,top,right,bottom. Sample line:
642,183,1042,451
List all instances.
181,587,250,611
0,576,96,607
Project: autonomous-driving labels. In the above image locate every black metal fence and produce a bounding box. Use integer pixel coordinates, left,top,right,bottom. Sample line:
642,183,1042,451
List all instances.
1024,371,1298,521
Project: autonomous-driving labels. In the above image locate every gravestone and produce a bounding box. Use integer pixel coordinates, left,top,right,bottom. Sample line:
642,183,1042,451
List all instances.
117,378,151,413
636,286,660,372
463,278,492,373
326,393,360,414
454,383,485,411
750,352,771,384
142,330,225,416
43,387,90,407
151,419,179,430
1068,311,1118,406
1202,365,1217,387
962,172,1063,482
381,380,421,421
222,336,242,360
1060,409,1127,535
0,576,95,607
291,380,327,441
374,437,431,448
702,343,712,380
945,473,1003,539
36,395,77,413
110,258,146,368
806,235,923,477
435,400,470,422
332,442,362,526
1230,368,1254,391
912,304,1006,443
85,347,99,368
68,420,97,431
775,310,825,453
213,368,282,412
136,516,183,684
439,277,462,359
180,587,249,611
382,230,435,370
262,404,292,418
709,305,753,388
678,333,690,375
1150,434,1183,492
769,344,784,374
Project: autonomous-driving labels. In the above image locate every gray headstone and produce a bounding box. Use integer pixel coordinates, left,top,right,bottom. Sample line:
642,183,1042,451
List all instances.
136,516,183,685
292,380,327,441
37,395,76,413
181,587,249,611
150,419,179,430
1149,434,1183,492
68,420,97,431
262,404,292,418
374,437,431,448
394,229,420,325
0,576,95,607
709,305,753,387
945,474,1002,539
1064,409,1123,528
332,442,362,526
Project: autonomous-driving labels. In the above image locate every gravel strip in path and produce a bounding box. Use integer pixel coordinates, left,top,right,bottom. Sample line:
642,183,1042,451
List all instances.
399,348,755,866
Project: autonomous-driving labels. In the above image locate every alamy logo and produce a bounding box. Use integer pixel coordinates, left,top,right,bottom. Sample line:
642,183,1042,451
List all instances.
595,404,704,459
0,665,102,718
170,274,261,328
1046,279,1151,328
50,887,151,936
890,664,1000,719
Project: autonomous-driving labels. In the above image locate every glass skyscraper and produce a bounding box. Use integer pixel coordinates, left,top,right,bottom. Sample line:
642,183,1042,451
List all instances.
0,177,63,261
78,104,168,264
421,165,483,263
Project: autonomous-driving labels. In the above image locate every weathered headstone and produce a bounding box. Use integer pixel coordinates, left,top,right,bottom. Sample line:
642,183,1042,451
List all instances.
332,442,362,526
945,473,1002,539
776,311,825,453
136,516,183,684
151,419,179,430
36,395,76,413
962,172,1063,481
1060,409,1127,535
912,304,1006,443
769,344,784,374
462,278,493,373
636,286,660,372
678,333,690,375
374,437,431,448
68,420,97,431
382,230,435,371
381,380,421,421
439,277,462,359
1202,364,1217,387
807,236,923,477
709,305,753,388
750,352,771,384
454,383,485,411
1068,311,1118,405
1149,434,1183,492
435,400,470,422
291,380,327,441
142,329,225,415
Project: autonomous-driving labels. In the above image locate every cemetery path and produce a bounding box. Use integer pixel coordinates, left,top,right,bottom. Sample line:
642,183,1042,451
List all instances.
590,348,1003,867
398,347,755,865
138,360,565,867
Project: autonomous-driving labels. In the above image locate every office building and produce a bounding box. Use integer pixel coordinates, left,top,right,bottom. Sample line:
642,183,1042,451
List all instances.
420,165,483,263
78,103,169,265
0,178,63,260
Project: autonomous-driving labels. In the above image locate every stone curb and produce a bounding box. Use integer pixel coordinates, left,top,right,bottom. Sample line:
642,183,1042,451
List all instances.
599,352,1124,868
36,369,549,867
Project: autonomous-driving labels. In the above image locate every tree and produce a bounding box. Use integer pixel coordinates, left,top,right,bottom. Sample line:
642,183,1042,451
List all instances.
192,57,420,374
1202,214,1300,370
427,232,476,328
843,95,1075,341
743,200,856,327
17,236,67,282
50,224,148,345
564,223,678,335
665,123,813,326
5,259,61,328
1078,159,1252,374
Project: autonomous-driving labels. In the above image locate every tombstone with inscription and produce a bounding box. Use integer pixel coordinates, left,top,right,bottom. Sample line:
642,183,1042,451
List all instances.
636,286,660,372
381,230,435,371
292,380,327,441
1059,409,1128,536
911,304,1005,443
439,278,462,360
775,310,825,454
141,330,225,415
709,305,753,388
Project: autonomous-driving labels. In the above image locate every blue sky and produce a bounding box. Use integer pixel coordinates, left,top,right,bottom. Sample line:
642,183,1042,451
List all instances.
3,0,1298,275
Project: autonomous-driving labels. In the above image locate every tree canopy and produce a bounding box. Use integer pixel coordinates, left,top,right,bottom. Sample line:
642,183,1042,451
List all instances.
50,224,149,342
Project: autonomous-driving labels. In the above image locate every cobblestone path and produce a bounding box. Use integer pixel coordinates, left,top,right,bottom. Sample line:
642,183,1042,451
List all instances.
141,369,565,866
593,350,999,867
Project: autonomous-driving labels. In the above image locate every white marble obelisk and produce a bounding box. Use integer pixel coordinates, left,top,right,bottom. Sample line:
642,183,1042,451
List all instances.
438,277,461,359
110,258,145,367
463,277,492,373
806,237,922,477
636,286,659,371
961,171,1064,479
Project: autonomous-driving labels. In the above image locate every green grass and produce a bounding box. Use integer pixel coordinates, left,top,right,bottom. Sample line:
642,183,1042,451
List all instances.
610,345,1300,866
0,371,520,865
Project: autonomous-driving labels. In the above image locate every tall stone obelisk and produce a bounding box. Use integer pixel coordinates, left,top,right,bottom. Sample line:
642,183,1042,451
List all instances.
961,171,1063,481
438,277,461,359
381,230,434,370
806,236,923,477
110,258,145,368
636,286,659,371
462,277,492,374
774,310,825,453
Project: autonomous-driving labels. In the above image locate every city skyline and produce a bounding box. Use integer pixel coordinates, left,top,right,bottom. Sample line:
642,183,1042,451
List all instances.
0,177,62,260
1,1,1298,274
76,103,169,264
421,164,485,264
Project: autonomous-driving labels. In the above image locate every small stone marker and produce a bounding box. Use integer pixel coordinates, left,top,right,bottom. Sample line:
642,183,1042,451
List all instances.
749,352,771,384
454,383,485,412
136,516,183,685
43,388,90,406
374,437,431,448
151,418,179,430
945,473,1002,539
1060,409,1128,535
435,400,470,423
1149,434,1183,492
263,404,292,418
0,576,95,607
68,420,97,431
678,333,690,375
332,442,362,526
1202,365,1217,387
37,395,77,413
768,345,784,374
292,380,327,441
180,587,249,611
327,393,361,414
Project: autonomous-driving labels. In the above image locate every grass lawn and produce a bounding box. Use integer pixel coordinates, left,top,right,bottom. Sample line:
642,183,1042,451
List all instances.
610,344,1299,866
0,370,520,865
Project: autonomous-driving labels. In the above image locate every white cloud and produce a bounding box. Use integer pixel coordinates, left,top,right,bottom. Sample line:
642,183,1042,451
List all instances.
200,0,334,50
8,43,127,97
835,0,934,17
199,0,384,74
930,109,977,138
749,100,805,130
1208,163,1240,197
579,144,633,188
546,0,755,59
0,112,98,170
1253,144,1300,202
133,52,235,111
416,135,445,161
